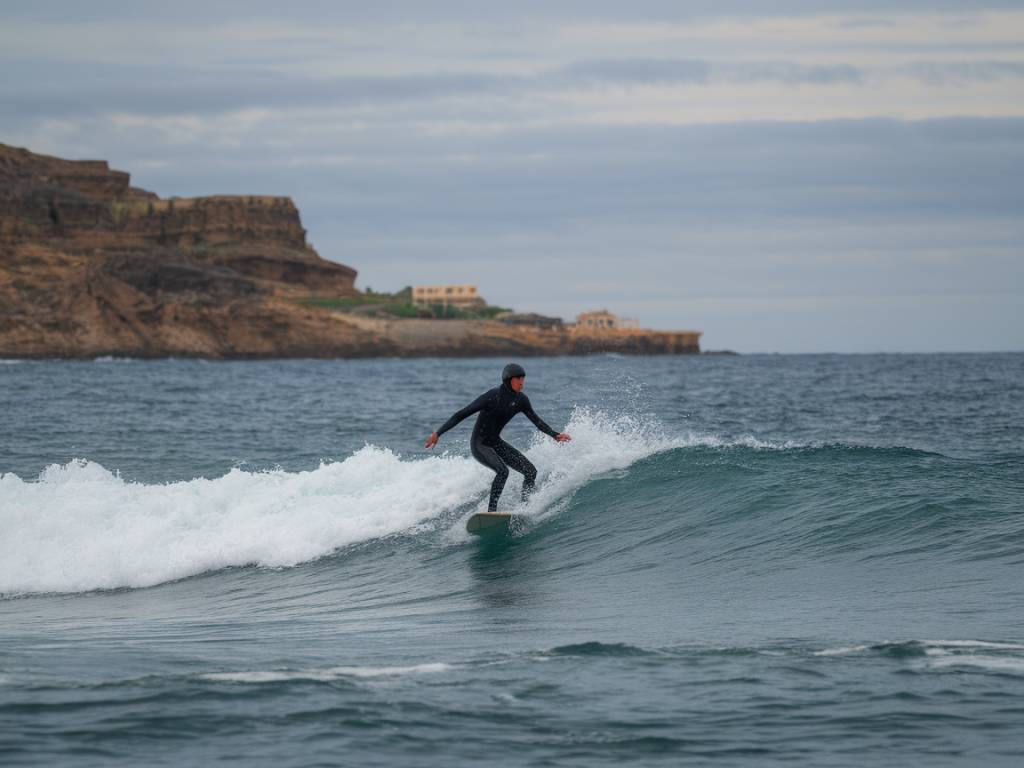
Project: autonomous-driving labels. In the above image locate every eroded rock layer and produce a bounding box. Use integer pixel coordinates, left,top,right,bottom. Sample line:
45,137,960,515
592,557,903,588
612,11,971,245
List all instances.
0,143,372,357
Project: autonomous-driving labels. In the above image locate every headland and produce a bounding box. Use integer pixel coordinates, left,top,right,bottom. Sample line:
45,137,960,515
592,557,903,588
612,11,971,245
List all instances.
0,144,702,359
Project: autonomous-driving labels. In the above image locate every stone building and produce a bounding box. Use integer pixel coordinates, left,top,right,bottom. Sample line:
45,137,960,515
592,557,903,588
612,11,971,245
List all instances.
575,310,640,330
412,284,486,309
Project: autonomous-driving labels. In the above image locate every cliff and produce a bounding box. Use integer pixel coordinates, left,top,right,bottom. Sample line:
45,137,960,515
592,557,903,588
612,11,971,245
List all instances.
0,143,376,357
0,144,701,358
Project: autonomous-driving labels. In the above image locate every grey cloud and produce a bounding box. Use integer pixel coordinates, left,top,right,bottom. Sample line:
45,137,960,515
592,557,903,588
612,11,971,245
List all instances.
833,17,900,29
5,0,1023,25
1,56,871,124
565,59,862,85
904,60,1024,84
0,60,510,120
563,59,712,84
9,44,1022,129
721,62,863,84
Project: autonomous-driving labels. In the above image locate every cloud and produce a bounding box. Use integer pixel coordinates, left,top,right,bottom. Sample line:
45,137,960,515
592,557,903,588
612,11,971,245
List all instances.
902,60,1024,84
5,52,1023,129
562,59,863,85
3,7,1024,133
0,60,512,120
563,59,713,84
4,0,1023,25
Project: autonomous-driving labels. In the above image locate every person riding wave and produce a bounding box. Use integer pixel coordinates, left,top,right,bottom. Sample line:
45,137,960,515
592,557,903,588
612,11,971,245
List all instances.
424,363,571,512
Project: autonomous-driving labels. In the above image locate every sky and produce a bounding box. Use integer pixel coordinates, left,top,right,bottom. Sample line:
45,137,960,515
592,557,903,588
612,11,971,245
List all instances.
2,1,1022,352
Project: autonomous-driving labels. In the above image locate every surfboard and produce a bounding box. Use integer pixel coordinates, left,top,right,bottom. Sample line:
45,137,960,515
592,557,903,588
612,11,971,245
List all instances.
466,512,512,534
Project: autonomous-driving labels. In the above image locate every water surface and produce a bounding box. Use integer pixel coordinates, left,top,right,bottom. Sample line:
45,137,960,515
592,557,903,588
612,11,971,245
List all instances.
1,354,1022,766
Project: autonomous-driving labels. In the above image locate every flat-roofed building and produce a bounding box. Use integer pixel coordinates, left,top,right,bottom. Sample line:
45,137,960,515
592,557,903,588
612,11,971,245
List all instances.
575,309,639,330
412,284,486,308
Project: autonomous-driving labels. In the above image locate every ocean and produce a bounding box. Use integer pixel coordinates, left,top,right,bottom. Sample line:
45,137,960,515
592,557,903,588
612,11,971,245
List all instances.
1,353,1022,766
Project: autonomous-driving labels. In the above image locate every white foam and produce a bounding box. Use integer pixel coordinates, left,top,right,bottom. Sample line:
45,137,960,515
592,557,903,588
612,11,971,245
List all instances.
813,640,1024,658
0,406,677,594
918,640,1024,674
813,645,870,656
677,432,807,451
0,447,482,595
925,655,1024,674
201,662,450,683
923,640,1024,651
446,405,681,537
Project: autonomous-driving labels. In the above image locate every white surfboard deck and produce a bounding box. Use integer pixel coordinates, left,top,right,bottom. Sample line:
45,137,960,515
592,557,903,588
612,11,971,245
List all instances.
466,512,514,534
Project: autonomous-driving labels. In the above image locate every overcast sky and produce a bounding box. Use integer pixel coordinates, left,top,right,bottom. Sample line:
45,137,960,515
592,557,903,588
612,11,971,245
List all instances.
2,1,1022,352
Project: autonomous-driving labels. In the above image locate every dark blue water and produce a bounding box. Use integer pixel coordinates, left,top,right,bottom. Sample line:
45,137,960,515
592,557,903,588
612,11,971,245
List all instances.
1,354,1023,766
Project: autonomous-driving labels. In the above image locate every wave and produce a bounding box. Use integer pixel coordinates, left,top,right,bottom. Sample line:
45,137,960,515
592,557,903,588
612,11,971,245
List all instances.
0,407,676,596
0,450,468,595
544,642,653,657
201,663,451,684
2,401,1018,596
538,639,1024,676
812,640,1024,675
194,639,1024,686
594,442,1021,561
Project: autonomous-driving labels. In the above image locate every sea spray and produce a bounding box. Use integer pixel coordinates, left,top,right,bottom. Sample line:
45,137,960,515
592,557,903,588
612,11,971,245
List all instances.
513,406,681,524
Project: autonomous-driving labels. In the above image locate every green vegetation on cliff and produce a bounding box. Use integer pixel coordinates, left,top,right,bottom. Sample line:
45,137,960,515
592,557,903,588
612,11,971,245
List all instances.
292,288,512,320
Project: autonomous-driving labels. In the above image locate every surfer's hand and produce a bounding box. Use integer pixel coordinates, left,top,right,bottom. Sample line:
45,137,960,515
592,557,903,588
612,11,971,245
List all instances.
555,433,572,443
424,432,439,449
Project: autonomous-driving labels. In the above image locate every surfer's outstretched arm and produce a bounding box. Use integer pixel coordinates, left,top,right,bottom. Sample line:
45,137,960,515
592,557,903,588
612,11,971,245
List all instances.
424,391,490,449
522,395,572,443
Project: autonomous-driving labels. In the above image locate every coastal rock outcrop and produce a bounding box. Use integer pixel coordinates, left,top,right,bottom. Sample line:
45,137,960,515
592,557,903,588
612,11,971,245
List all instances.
1,144,701,358
0,143,375,358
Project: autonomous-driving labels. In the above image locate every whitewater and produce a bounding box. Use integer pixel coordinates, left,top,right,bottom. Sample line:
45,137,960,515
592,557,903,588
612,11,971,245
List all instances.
1,354,1022,767
0,407,684,595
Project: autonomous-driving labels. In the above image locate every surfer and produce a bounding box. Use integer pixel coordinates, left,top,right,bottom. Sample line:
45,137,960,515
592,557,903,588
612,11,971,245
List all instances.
424,363,571,512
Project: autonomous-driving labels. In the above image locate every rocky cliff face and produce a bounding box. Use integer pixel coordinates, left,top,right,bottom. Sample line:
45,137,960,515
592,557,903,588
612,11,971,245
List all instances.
0,143,374,358
1,144,701,359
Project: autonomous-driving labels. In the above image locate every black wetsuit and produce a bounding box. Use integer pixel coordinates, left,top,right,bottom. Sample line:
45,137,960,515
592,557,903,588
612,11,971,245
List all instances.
436,383,559,512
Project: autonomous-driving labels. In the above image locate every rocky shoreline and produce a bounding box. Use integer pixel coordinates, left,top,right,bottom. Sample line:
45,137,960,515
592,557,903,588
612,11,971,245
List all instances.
0,144,702,359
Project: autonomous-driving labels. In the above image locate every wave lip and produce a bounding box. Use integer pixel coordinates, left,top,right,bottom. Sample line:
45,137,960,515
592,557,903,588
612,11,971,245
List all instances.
812,645,871,657
676,432,809,451
924,654,1024,674
201,662,451,684
812,640,1024,674
919,640,1024,675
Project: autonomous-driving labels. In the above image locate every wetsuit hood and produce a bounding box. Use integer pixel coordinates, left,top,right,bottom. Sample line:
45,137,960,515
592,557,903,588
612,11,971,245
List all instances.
501,363,526,385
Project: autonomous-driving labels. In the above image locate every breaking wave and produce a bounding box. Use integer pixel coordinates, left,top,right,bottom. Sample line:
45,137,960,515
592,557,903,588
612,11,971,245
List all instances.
2,404,1020,597
0,407,676,595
